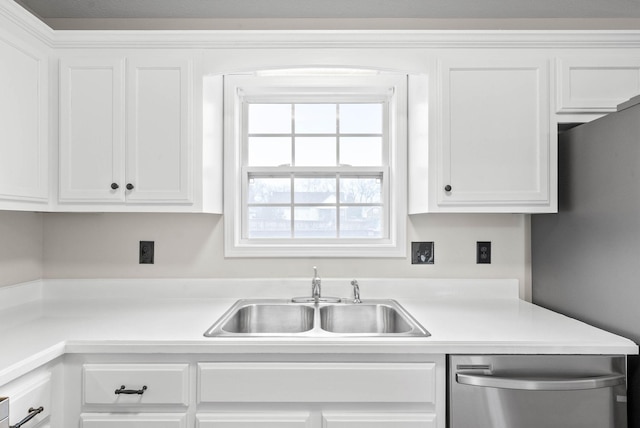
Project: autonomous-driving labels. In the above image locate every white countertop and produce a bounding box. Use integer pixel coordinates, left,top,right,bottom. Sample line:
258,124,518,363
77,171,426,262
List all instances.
0,278,636,386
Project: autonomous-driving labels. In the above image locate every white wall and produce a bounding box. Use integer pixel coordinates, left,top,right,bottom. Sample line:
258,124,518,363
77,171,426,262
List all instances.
42,212,530,298
0,211,43,287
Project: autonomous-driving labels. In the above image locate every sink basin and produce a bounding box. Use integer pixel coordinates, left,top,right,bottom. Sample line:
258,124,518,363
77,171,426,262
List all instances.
320,303,413,334
205,300,315,336
204,299,429,337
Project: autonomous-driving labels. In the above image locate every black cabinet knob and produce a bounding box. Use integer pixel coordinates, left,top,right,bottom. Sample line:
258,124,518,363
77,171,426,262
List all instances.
444,185,452,192
110,183,119,190
126,183,134,190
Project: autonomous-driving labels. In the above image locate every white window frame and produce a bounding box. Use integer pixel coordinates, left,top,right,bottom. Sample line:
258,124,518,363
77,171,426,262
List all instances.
224,72,407,258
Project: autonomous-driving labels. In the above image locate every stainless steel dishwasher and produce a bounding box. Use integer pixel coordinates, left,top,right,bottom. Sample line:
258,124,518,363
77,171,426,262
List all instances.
449,354,627,428
0,397,8,428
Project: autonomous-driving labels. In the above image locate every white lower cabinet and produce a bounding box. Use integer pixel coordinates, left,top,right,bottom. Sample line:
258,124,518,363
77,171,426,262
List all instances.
322,412,436,428
196,412,312,427
197,362,435,403
80,413,187,428
64,355,445,428
0,362,60,428
0,374,52,428
82,363,190,406
197,360,443,428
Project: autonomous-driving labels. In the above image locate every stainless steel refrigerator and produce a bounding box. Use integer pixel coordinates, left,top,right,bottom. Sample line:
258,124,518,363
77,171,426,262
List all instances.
532,96,640,427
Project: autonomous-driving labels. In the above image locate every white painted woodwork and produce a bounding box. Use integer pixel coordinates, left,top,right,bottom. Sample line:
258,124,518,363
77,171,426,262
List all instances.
322,412,437,428
556,56,640,113
126,57,193,204
80,413,187,428
58,55,198,210
82,363,189,406
59,58,125,202
0,29,48,205
197,412,312,428
0,372,52,428
433,56,552,212
198,363,436,403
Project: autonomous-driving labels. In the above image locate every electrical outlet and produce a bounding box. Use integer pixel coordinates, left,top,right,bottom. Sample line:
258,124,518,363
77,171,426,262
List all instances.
412,241,434,264
477,241,491,264
139,241,154,264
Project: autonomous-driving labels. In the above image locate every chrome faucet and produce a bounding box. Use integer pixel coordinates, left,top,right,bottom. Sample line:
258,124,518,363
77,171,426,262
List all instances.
351,279,361,303
312,266,321,301
291,267,340,303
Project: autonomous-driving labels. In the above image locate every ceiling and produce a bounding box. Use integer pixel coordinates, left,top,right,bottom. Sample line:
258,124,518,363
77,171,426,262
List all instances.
12,0,640,29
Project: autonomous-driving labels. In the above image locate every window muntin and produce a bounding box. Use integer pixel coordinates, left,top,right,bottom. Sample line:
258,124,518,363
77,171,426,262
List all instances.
224,72,407,257
244,101,386,240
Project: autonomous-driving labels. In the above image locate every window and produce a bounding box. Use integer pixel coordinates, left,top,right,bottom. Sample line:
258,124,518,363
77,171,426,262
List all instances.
224,71,407,257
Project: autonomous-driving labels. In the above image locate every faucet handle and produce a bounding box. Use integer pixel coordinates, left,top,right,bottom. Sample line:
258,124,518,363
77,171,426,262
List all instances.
351,279,361,303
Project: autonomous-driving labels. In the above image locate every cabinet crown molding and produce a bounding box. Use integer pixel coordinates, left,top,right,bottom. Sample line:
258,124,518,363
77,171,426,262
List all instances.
49,30,640,49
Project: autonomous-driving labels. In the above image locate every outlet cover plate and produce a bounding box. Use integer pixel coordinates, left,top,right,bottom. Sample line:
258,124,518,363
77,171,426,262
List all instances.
477,241,491,264
412,241,434,264
140,241,154,264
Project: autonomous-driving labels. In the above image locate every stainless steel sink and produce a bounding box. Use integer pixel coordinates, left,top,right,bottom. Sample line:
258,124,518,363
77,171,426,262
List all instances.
320,303,414,334
204,299,429,337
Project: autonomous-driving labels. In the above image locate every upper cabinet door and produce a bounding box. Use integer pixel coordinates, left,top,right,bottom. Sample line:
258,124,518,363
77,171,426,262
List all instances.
126,57,193,204
556,56,640,114
435,57,553,212
0,33,48,205
59,57,125,203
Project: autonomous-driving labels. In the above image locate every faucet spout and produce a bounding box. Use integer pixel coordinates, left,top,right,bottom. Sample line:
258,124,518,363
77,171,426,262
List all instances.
312,266,321,301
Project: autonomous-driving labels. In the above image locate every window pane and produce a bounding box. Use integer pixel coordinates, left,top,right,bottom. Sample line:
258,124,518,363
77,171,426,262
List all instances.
294,207,336,238
248,137,291,166
340,206,382,238
248,104,291,134
295,104,336,134
247,206,291,238
295,137,336,166
340,137,382,166
340,178,382,203
248,178,291,204
340,103,383,134
294,178,336,204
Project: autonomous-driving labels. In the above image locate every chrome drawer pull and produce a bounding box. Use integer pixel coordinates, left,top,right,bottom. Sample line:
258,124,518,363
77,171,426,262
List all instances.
10,406,43,428
114,385,147,395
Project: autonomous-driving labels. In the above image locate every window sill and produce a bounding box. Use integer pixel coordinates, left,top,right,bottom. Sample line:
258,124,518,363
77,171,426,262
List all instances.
224,240,407,258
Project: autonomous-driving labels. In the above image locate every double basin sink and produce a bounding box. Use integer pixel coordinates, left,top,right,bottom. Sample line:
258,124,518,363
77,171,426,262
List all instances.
204,299,430,337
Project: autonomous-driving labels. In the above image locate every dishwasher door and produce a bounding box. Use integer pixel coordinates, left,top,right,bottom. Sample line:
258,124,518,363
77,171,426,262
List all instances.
0,397,8,428
449,355,627,428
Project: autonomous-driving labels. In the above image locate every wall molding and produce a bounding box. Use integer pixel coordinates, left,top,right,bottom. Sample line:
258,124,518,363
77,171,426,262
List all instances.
0,0,54,47
51,30,640,50
3,0,640,50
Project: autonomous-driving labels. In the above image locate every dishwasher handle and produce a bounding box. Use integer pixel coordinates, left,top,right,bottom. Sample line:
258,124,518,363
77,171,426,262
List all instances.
456,372,625,391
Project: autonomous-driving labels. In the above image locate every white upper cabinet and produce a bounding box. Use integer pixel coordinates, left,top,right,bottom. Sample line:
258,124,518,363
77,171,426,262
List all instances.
125,57,192,204
59,57,125,203
0,28,48,209
58,53,211,212
411,55,554,213
556,55,640,114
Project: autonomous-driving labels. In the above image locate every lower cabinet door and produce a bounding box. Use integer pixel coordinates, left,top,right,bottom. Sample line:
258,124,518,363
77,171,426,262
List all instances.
196,412,311,428
322,412,436,428
80,413,187,428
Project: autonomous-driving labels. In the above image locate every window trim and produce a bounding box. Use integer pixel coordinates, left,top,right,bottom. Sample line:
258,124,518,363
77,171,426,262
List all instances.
223,72,407,258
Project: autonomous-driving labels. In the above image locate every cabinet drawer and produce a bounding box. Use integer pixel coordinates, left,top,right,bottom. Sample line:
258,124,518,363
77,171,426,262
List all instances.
83,364,189,405
198,363,435,404
0,373,51,428
197,412,312,427
323,412,436,428
81,413,187,428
